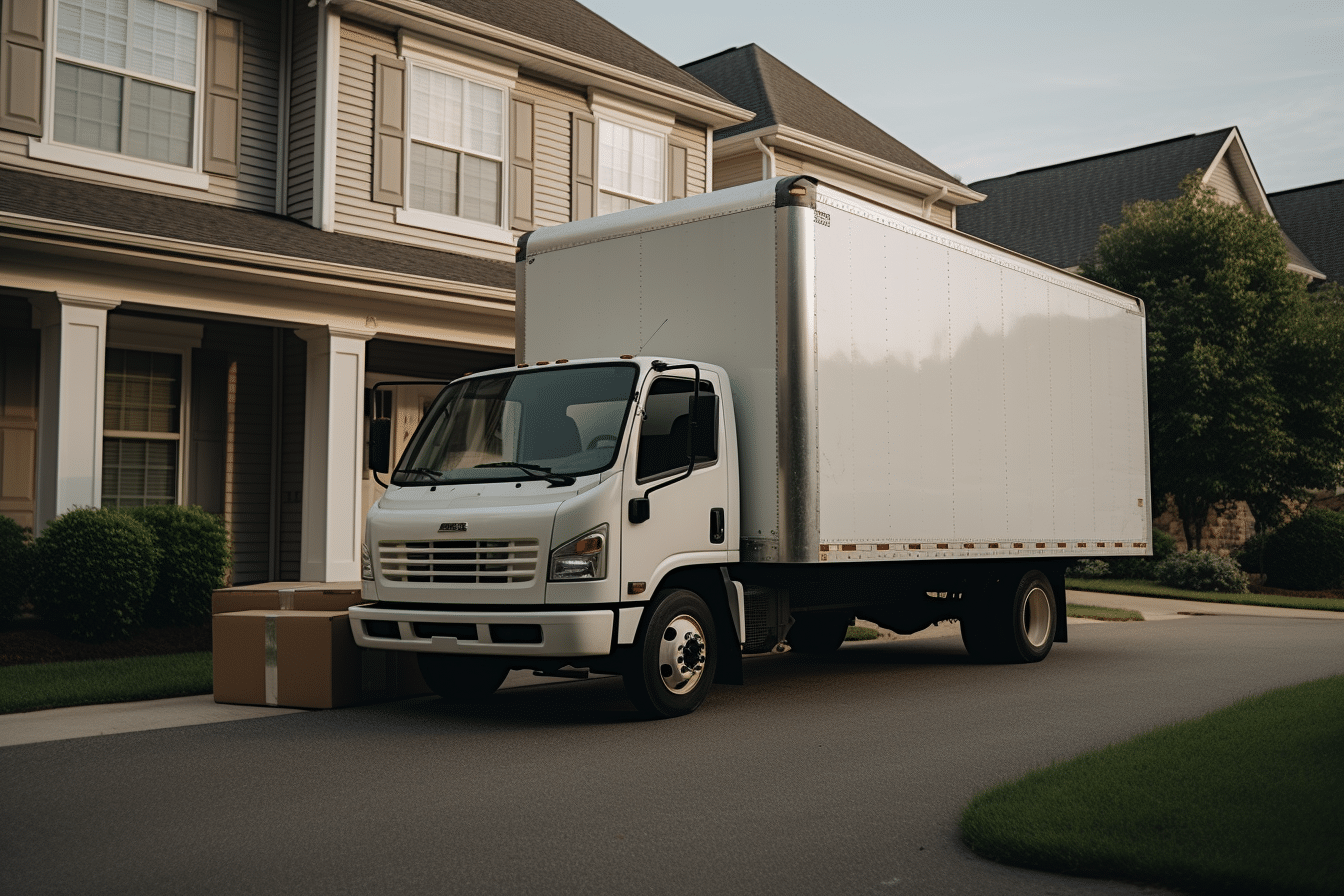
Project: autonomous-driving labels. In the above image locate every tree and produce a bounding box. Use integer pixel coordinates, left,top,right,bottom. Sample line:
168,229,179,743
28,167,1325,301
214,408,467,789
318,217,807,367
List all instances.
1082,174,1344,549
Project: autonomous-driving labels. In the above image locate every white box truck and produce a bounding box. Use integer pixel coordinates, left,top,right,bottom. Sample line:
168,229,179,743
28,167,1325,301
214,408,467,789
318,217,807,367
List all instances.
352,176,1151,717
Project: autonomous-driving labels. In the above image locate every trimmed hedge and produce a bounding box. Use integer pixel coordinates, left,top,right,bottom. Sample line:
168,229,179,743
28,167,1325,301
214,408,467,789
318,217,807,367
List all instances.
1156,550,1249,594
1263,508,1344,591
31,508,160,641
126,505,231,627
0,515,34,625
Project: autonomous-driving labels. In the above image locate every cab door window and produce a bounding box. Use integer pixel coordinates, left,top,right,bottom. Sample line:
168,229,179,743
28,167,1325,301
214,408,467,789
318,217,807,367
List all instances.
636,377,717,483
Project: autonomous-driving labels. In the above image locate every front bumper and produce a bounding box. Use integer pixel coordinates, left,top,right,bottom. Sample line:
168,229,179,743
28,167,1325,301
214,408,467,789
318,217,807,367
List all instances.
349,603,616,657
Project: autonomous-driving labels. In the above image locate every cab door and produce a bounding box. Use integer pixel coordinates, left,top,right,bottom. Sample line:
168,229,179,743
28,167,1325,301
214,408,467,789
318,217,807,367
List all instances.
620,370,730,594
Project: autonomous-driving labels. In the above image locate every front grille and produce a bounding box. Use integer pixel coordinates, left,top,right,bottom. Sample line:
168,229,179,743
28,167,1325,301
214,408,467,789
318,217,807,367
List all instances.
379,539,539,584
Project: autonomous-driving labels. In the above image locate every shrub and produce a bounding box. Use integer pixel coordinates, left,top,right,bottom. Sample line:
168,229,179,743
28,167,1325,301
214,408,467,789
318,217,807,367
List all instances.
31,508,160,641
1156,550,1249,594
126,505,231,627
1262,508,1344,591
0,515,34,625
1065,559,1111,578
1151,529,1178,563
1234,530,1270,576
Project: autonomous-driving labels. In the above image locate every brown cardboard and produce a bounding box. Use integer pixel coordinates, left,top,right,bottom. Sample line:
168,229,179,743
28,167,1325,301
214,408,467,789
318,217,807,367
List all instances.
212,610,427,709
211,582,366,615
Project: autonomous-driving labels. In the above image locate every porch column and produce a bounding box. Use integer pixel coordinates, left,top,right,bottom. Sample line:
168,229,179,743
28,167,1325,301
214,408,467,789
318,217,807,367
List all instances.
296,325,374,582
30,293,121,532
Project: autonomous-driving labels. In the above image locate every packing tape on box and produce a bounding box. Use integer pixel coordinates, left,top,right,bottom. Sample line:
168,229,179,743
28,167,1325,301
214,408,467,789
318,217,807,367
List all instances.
264,614,279,706
278,591,295,610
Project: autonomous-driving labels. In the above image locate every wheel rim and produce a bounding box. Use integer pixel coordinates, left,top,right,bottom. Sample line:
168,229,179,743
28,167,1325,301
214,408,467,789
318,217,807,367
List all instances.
658,614,708,694
1022,585,1052,648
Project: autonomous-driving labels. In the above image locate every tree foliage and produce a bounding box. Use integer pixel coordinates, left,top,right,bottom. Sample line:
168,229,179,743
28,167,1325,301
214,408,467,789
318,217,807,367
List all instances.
1082,174,1344,548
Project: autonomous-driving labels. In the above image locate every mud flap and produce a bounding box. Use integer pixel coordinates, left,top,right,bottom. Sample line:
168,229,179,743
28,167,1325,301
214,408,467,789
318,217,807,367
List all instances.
714,567,744,685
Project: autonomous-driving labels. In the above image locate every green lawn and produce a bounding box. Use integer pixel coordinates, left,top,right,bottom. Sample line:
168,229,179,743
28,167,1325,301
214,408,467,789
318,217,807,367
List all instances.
844,625,880,641
1066,603,1143,621
0,652,213,714
1066,577,1344,612
962,674,1344,896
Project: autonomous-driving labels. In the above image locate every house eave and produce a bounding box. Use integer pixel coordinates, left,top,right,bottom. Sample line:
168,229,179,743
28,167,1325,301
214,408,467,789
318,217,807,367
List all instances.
715,126,985,206
330,0,754,129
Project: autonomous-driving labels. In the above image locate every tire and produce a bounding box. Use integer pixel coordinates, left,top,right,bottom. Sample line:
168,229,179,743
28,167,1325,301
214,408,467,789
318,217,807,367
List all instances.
623,589,718,718
960,569,1057,664
786,612,852,654
416,653,510,703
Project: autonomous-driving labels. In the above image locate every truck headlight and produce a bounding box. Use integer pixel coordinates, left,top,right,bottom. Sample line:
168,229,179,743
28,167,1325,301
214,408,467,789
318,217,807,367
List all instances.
549,524,608,581
361,541,374,581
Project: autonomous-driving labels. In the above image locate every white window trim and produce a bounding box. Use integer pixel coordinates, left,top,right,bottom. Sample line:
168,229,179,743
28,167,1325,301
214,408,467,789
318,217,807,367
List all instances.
397,37,517,243
590,91,673,209
36,0,210,191
103,317,203,508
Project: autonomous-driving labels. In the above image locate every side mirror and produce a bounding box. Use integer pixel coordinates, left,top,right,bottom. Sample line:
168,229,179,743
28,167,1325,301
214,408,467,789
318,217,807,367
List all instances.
369,418,392,473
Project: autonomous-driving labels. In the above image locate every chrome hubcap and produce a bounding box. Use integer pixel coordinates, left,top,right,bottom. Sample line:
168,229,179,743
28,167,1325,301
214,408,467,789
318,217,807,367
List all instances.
1022,586,1052,648
658,614,707,693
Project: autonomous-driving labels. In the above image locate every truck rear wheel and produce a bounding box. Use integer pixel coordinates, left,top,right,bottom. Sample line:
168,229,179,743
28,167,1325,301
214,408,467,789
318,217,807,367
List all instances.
786,612,851,654
416,654,510,703
623,589,718,718
960,569,1056,663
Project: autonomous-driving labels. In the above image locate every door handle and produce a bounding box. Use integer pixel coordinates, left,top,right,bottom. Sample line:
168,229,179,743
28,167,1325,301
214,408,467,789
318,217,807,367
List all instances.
710,507,725,544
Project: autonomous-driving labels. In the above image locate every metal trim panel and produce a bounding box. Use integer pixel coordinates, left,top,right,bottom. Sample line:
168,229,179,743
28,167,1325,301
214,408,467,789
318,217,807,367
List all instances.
776,203,820,563
349,604,614,656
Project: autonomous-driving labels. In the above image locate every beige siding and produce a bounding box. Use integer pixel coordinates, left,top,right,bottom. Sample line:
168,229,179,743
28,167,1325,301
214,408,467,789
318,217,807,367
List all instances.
712,149,764,190
1206,155,1250,207
0,299,38,530
286,1,319,223
333,21,513,262
513,76,588,228
671,120,708,196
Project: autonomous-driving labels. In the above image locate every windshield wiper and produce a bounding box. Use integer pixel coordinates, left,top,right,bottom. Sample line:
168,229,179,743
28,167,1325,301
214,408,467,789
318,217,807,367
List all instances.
399,467,449,482
474,461,576,487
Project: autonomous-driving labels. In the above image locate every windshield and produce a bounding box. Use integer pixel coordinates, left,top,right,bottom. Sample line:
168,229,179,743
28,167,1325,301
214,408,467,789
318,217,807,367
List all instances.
392,363,638,486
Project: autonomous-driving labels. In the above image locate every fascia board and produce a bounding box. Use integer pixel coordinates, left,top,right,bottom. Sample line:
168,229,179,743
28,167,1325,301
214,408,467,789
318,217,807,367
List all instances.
0,213,515,309
715,126,985,205
331,0,753,129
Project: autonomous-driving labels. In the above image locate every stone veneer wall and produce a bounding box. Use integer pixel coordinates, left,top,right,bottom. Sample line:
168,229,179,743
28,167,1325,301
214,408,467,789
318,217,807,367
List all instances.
1155,490,1344,555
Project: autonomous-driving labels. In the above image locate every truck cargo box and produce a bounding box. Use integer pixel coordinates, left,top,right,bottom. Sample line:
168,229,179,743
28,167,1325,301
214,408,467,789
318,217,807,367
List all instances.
517,177,1150,564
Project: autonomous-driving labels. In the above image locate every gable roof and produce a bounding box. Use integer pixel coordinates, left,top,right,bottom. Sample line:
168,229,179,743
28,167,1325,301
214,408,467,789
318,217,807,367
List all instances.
415,0,726,101
0,168,514,291
682,44,955,184
958,128,1323,277
1270,180,1343,284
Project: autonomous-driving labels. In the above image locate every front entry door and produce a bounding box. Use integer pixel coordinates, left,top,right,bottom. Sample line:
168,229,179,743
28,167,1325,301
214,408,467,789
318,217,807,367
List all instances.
620,370,730,595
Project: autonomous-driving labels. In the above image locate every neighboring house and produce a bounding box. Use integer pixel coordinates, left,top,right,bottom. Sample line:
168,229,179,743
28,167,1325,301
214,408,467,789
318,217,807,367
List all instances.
682,45,981,228
0,0,749,583
1270,180,1342,286
957,127,1326,281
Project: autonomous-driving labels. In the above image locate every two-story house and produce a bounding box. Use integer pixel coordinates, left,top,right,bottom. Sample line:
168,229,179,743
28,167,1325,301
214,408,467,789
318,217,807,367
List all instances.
0,0,750,584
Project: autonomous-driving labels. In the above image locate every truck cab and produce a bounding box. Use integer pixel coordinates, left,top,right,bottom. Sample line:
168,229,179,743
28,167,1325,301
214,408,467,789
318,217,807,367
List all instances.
351,356,741,717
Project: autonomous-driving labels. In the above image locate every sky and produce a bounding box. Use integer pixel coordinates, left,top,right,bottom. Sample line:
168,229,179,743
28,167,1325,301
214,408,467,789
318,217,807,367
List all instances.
582,0,1343,194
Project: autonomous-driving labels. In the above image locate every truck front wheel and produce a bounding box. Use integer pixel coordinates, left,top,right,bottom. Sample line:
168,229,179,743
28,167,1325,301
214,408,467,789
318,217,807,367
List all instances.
623,589,719,718
416,654,510,703
960,569,1056,663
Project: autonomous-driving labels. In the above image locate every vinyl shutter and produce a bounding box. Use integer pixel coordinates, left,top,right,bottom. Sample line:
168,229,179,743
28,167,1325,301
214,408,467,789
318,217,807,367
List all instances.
509,96,534,230
0,0,45,136
668,143,688,201
202,13,243,177
570,111,596,221
371,55,406,206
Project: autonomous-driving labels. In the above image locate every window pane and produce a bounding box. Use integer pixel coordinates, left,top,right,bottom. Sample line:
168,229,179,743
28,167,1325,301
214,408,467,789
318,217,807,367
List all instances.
410,68,462,147
409,142,459,215
102,436,177,506
127,79,192,166
129,0,197,84
463,82,502,157
598,192,647,216
632,129,664,202
54,62,123,153
598,120,664,204
58,0,130,70
104,348,181,434
460,156,500,224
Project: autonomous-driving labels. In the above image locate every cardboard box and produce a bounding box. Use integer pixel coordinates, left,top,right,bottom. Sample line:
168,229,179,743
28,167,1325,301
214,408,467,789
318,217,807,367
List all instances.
211,582,367,615
213,610,429,709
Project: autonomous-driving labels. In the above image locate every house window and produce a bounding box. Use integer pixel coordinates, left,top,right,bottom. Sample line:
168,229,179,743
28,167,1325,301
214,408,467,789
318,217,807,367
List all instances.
598,119,664,216
52,0,201,168
102,348,183,506
407,64,505,227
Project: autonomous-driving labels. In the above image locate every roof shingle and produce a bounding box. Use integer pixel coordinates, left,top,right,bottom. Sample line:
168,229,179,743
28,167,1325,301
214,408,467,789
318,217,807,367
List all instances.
1270,180,1342,285
682,45,954,184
